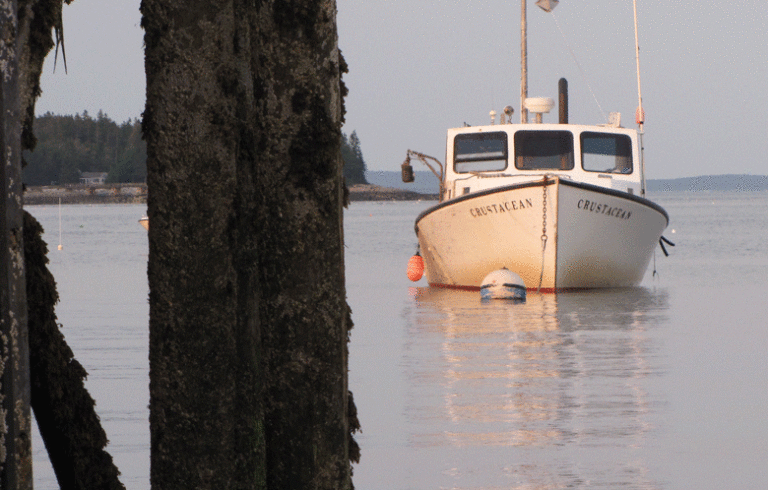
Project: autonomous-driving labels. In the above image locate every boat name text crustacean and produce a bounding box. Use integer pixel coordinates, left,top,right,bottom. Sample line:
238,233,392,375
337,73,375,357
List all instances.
577,199,632,220
469,198,534,217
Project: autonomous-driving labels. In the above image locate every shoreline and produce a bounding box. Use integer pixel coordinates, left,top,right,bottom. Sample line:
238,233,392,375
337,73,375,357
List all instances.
23,184,148,205
23,183,437,205
346,184,437,202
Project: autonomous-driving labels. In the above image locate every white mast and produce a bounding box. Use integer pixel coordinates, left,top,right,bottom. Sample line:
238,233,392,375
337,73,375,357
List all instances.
524,1,559,123
520,0,528,123
633,0,644,129
633,0,647,195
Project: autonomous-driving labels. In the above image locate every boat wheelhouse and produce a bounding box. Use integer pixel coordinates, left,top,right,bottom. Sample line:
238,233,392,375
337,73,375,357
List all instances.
443,122,643,200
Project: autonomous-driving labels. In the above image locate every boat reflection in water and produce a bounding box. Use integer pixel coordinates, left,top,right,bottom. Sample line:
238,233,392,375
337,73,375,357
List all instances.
402,287,669,488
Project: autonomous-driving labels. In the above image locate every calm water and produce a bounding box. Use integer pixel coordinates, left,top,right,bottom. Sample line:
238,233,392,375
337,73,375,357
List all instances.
28,192,768,489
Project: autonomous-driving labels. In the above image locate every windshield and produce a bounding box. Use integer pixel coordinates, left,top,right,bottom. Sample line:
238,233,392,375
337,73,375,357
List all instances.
581,132,633,174
454,132,508,173
514,131,574,170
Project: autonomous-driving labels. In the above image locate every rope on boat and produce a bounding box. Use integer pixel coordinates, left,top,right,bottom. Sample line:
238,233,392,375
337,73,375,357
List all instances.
659,235,675,257
537,176,549,291
653,235,675,277
546,11,608,122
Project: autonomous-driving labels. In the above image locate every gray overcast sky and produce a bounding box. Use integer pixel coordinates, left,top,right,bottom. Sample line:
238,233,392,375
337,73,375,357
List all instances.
35,0,768,179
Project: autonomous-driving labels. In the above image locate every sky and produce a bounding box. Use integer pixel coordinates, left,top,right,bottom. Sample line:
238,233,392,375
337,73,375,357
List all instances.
35,0,768,179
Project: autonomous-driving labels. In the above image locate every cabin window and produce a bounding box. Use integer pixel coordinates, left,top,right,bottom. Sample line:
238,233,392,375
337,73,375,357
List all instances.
581,132,633,174
514,131,574,170
454,132,508,173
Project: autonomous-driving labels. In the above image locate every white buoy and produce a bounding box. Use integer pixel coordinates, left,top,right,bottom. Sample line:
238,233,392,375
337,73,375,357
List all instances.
480,268,526,301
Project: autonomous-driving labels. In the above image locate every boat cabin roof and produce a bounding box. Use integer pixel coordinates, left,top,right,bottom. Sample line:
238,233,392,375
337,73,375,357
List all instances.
442,123,644,198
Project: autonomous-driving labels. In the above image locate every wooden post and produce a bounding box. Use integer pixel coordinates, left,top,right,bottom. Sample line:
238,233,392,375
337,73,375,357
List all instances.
143,1,354,487
1,0,33,487
143,2,268,487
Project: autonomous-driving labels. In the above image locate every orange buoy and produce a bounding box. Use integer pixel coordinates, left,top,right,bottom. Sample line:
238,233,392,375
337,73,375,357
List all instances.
407,254,424,282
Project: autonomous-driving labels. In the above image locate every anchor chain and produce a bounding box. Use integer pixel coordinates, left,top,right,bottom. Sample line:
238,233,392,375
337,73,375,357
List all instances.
537,176,549,291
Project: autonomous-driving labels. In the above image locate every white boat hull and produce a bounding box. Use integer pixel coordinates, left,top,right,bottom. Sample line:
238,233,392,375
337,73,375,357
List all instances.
415,178,668,291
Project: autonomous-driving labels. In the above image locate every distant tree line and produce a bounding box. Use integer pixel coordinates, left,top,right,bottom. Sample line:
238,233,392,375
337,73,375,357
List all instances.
23,112,368,186
23,111,147,186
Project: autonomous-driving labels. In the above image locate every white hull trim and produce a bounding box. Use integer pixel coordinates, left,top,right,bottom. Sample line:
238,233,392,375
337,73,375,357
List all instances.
415,177,668,291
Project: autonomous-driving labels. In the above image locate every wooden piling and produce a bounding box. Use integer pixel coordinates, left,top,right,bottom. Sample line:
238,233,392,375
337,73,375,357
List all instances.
1,0,33,487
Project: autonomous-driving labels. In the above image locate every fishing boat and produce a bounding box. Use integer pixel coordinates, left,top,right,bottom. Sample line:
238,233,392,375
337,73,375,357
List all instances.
403,0,671,292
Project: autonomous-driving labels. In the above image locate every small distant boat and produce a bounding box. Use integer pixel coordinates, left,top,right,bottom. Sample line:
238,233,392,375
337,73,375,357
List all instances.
403,0,670,292
139,216,149,231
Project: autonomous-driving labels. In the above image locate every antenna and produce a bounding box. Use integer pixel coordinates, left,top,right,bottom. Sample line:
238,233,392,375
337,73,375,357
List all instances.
520,0,528,123
633,0,644,129
633,0,647,196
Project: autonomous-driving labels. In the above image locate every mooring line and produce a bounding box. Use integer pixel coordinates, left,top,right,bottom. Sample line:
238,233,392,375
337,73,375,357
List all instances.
537,176,549,292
